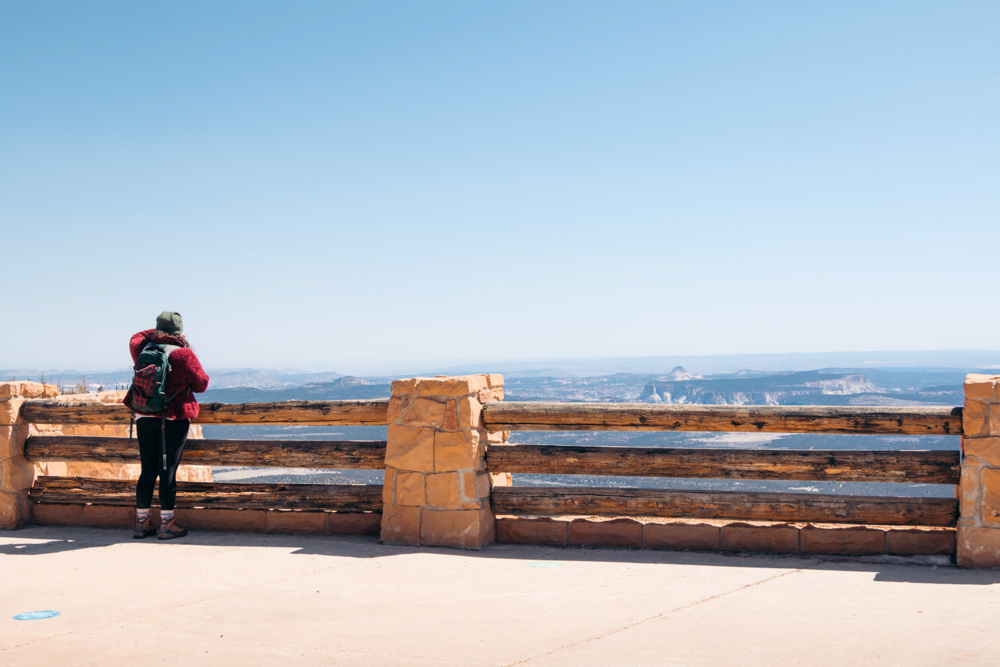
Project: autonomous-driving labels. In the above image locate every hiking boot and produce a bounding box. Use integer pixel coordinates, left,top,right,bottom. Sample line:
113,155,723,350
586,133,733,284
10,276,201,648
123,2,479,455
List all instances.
158,519,188,540
133,515,156,539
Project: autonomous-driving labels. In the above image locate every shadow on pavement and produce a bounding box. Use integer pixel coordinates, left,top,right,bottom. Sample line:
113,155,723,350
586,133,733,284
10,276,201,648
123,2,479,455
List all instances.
3,525,997,586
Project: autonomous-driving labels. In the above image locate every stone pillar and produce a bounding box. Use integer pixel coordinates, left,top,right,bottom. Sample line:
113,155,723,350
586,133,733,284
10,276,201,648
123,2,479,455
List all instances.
957,374,1000,567
0,382,57,529
380,374,506,549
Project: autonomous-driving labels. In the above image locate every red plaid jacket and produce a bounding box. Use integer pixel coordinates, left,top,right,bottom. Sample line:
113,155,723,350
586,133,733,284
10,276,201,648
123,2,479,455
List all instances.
122,329,210,420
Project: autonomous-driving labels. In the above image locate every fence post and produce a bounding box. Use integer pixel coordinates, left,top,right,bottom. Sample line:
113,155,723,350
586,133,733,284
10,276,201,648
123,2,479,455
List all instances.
0,382,56,529
380,374,506,548
957,374,1000,567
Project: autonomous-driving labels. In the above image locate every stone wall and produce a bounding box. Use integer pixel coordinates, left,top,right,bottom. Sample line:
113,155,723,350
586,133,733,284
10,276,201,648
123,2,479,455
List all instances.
0,382,56,528
957,374,1000,567
497,516,955,556
380,374,508,549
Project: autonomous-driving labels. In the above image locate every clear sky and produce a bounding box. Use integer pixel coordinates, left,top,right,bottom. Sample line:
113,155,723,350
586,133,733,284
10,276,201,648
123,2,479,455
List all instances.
2,2,997,373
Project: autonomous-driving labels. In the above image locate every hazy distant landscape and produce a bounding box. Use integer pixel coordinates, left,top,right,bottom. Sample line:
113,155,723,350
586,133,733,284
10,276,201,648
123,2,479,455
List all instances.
8,352,986,498
184,358,977,499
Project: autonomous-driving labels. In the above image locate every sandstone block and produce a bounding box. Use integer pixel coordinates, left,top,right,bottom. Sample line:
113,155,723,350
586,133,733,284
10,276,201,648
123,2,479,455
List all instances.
0,382,45,398
981,468,1000,527
32,503,83,527
386,396,404,424
329,512,381,535
992,409,1000,437
390,378,418,395
800,526,885,555
425,472,462,509
176,465,213,482
401,398,446,428
568,518,642,548
442,401,459,430
496,517,567,545
957,526,1000,567
460,470,476,500
420,508,494,548
82,504,133,529
485,374,504,388
490,472,513,487
477,388,503,403
459,397,483,428
721,523,799,553
886,528,956,556
963,437,1000,467
395,471,426,506
266,511,328,534
643,522,720,551
964,401,987,437
416,377,473,398
960,464,982,519
1,456,36,492
0,398,24,425
59,424,130,439
384,425,435,472
0,425,27,458
417,375,488,398
966,376,998,400
34,461,68,477
382,468,397,504
463,470,491,500
0,491,27,528
42,385,58,398
175,509,266,532
380,505,420,545
486,429,509,443
434,430,482,471
97,390,128,403
22,382,46,398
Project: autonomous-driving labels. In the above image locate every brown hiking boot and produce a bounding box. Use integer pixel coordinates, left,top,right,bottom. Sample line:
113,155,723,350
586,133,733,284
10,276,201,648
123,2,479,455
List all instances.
133,514,156,539
158,519,188,540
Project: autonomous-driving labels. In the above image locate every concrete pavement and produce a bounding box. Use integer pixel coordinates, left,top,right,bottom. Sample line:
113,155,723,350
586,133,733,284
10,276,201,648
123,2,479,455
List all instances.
1,526,997,665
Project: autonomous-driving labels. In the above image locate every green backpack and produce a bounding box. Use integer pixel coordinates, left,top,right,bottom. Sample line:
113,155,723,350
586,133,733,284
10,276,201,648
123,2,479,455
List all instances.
129,343,182,468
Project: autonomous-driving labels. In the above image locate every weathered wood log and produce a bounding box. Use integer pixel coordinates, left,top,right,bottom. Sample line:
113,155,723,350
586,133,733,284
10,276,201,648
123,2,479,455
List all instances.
483,402,964,435
19,399,390,425
491,486,957,526
486,444,960,484
25,436,387,469
29,476,382,512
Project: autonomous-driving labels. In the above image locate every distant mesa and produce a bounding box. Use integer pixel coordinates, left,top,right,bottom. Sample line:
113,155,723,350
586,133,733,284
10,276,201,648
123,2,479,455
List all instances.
661,366,701,381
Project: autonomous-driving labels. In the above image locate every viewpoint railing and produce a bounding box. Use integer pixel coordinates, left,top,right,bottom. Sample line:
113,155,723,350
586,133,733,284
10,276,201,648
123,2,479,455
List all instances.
5,372,999,567
484,402,962,527
20,399,389,520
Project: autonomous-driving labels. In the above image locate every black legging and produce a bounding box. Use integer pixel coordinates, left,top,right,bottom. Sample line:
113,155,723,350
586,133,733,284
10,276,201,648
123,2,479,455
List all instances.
135,418,190,511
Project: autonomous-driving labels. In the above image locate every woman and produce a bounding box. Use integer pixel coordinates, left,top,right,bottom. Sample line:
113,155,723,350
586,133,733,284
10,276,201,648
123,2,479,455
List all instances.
124,311,210,539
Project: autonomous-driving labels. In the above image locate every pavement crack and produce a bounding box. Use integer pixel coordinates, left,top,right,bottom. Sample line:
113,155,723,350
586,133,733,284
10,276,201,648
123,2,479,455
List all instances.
506,567,803,666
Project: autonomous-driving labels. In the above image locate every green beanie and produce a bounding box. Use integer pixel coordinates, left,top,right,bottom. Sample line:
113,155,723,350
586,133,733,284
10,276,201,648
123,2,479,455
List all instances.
155,311,184,335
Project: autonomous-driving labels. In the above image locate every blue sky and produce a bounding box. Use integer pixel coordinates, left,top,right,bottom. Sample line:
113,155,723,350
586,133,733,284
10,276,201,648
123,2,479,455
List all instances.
2,2,997,373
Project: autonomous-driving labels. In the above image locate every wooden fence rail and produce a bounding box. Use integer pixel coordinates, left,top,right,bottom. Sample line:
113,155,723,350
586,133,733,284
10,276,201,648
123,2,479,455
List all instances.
486,444,960,484
482,402,963,435
25,436,387,469
492,487,958,526
19,399,391,425
21,397,966,530
30,477,383,512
